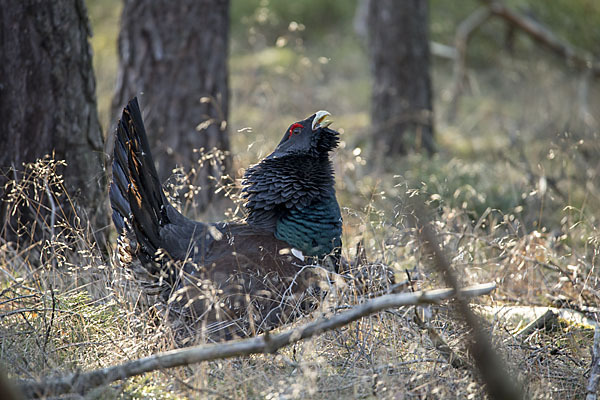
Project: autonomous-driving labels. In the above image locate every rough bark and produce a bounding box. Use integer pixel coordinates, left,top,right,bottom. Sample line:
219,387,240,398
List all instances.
367,0,434,156
112,0,230,213
0,0,107,238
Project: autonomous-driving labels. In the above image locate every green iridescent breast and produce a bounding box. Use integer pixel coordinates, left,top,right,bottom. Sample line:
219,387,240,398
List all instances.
275,195,342,257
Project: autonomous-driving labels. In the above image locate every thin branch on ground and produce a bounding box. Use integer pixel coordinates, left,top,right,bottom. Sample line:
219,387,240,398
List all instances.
16,282,496,399
412,308,472,371
406,270,472,371
516,309,558,339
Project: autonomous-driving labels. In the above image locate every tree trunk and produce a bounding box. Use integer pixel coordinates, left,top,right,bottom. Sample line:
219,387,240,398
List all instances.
367,0,434,156
0,0,107,238
112,0,230,214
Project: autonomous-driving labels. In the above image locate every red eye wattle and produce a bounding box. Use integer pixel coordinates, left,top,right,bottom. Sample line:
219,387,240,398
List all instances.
288,123,304,138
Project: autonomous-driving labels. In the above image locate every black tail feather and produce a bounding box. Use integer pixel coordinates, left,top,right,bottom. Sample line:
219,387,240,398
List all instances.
109,97,169,264
108,181,128,232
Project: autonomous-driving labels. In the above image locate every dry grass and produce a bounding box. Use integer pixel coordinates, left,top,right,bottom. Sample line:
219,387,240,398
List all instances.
0,150,597,398
1,1,599,398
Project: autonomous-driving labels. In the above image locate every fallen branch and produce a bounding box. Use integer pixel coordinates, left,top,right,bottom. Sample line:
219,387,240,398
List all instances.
477,305,599,331
516,309,558,339
17,282,496,399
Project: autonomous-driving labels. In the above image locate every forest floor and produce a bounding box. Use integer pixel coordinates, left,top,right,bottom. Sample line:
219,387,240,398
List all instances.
1,1,600,399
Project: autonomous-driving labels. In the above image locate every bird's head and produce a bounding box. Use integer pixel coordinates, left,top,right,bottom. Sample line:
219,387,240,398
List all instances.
270,111,339,158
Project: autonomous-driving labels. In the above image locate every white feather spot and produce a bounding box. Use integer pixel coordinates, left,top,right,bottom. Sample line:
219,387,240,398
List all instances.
208,225,223,241
291,248,304,261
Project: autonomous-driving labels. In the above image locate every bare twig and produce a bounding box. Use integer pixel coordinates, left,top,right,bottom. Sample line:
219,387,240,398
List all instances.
42,286,56,354
449,0,600,115
486,1,600,76
431,41,457,60
413,309,472,370
448,6,492,119
407,270,472,370
17,283,496,399
586,325,600,400
43,179,56,241
410,202,524,400
516,309,558,339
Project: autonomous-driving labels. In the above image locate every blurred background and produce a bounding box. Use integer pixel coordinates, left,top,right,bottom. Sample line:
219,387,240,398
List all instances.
89,0,600,233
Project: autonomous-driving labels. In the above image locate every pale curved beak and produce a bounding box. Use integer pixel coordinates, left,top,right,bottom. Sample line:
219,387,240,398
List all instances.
312,110,332,131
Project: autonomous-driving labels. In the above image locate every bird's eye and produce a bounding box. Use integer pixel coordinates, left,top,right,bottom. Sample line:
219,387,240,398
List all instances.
288,123,304,138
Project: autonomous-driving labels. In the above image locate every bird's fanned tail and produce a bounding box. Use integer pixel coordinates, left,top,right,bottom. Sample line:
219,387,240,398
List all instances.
109,97,169,272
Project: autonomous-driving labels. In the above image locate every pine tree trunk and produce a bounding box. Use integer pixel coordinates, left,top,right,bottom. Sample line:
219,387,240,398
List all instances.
368,0,434,156
0,0,107,235
112,0,230,213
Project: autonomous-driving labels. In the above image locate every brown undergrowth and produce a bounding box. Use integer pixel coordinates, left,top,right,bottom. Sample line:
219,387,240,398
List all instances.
0,151,597,399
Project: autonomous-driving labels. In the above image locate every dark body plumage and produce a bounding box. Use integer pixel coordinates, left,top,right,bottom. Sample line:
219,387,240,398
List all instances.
110,98,342,341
